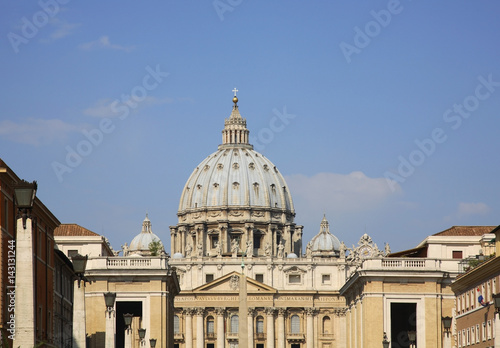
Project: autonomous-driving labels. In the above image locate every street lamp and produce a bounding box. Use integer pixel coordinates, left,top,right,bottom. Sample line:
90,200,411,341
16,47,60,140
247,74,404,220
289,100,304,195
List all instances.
71,253,88,288
442,316,452,332
138,328,146,345
493,293,500,312
408,330,416,347
382,332,390,348
124,313,134,332
13,180,37,228
104,292,116,318
149,338,157,348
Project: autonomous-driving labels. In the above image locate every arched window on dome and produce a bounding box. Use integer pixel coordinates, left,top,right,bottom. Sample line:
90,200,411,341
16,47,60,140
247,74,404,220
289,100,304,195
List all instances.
230,315,239,333
322,316,331,334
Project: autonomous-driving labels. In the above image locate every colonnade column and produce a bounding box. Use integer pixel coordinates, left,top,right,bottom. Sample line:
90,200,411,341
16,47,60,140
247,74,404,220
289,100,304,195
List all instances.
248,308,255,348
265,308,275,348
277,308,286,348
216,308,226,348
196,308,205,348
185,308,194,348
306,308,316,348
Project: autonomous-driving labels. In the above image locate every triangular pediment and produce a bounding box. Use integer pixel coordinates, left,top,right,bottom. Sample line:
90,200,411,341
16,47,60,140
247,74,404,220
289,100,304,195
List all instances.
193,271,277,293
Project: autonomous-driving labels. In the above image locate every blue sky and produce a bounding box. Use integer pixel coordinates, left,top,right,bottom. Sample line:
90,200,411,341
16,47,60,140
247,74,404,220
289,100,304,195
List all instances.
1,1,500,254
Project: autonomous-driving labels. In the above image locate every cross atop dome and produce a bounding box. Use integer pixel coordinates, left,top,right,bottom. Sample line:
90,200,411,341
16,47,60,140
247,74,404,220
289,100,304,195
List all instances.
232,87,239,107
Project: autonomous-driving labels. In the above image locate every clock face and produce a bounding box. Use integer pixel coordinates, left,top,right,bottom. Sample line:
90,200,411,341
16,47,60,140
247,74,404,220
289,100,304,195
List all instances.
359,246,373,258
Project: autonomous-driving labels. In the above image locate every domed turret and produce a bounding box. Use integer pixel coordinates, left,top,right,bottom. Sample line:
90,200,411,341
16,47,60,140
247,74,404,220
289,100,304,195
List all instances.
128,214,164,256
308,215,341,257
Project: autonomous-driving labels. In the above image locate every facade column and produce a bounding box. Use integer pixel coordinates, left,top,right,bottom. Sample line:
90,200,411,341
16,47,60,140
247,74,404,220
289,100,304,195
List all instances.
72,281,86,347
277,308,286,348
12,218,35,348
306,308,316,348
248,308,255,348
216,308,226,348
105,307,115,348
196,307,205,348
265,308,275,348
185,308,194,348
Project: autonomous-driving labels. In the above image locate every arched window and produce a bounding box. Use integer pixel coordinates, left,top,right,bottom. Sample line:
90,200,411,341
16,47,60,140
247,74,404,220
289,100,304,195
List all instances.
256,316,264,334
207,316,215,334
231,315,239,333
291,315,300,334
174,315,180,334
322,316,331,334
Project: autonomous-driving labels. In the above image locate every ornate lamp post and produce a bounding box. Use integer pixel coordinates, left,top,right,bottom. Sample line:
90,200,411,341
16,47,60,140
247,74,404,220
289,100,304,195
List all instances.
12,180,37,348
123,313,134,348
104,292,117,348
493,293,500,348
150,338,157,348
72,253,88,347
382,332,390,348
138,328,146,346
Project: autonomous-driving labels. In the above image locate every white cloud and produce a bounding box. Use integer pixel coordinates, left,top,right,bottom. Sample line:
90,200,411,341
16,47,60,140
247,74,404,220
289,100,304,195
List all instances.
40,18,80,43
0,118,81,146
78,36,135,52
83,96,174,118
457,202,490,218
285,171,402,214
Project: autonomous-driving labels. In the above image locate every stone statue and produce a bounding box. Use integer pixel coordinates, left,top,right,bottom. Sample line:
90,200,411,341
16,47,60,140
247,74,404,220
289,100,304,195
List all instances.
264,242,271,256
306,241,312,258
185,243,193,258
384,242,391,256
197,243,203,257
246,240,253,257
339,242,346,258
121,243,129,257
277,241,284,259
231,239,239,258
215,241,222,257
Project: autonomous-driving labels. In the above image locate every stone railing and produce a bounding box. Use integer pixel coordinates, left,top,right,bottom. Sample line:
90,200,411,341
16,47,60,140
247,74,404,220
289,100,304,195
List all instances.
354,258,459,273
86,257,168,270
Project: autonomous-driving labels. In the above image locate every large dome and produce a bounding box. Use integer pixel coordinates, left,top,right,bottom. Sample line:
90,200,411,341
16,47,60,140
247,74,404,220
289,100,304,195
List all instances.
179,147,293,211
178,96,294,213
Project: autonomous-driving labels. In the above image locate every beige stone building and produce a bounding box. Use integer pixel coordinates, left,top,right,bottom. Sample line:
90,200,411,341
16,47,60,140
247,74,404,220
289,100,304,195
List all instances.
340,226,496,348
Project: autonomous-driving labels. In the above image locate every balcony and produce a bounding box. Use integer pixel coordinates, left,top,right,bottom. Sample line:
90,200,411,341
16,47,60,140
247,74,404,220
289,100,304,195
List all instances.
174,333,184,342
255,333,266,340
286,333,305,342
226,332,239,340
319,333,335,340
206,333,216,340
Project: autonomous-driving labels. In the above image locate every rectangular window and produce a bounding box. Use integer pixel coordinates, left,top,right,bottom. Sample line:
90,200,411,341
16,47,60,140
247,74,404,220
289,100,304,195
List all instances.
255,274,264,283
206,274,214,283
476,324,480,343
322,274,331,284
453,250,463,259
482,322,486,341
487,320,492,339
289,274,301,284
467,328,470,345
471,326,475,344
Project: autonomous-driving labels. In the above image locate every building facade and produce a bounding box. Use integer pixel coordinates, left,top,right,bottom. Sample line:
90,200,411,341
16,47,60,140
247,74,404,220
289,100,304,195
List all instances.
451,225,500,348
167,95,371,348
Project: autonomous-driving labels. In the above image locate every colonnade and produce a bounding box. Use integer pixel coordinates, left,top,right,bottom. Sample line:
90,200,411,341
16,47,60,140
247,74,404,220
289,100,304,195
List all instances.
181,307,318,348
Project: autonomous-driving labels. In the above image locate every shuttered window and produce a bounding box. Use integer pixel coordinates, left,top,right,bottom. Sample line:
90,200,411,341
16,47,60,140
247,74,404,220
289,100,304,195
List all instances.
231,315,239,333
291,315,300,334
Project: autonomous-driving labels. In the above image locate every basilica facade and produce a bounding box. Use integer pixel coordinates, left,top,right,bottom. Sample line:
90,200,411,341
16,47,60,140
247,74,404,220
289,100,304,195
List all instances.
167,94,382,348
